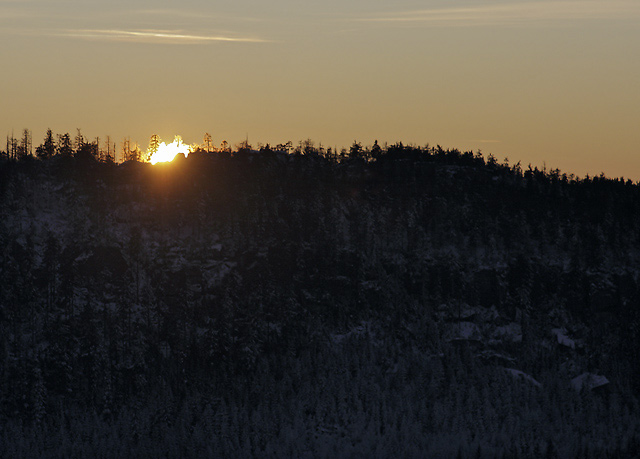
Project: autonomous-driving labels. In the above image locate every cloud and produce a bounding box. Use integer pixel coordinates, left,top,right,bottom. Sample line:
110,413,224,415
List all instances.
57,29,270,44
358,1,640,27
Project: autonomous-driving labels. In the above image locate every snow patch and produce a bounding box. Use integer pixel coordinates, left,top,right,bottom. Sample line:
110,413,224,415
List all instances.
551,328,575,349
202,261,236,288
446,321,481,341
492,322,522,343
504,368,542,388
571,373,609,392
478,350,516,365
331,322,371,344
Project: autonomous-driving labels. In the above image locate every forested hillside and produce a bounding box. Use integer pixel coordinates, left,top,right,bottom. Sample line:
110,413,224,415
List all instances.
2,144,640,457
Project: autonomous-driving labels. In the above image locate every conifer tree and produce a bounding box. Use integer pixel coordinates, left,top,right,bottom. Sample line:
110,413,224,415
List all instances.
57,133,73,157
74,128,85,154
19,128,32,158
147,134,161,161
203,133,213,153
36,129,56,159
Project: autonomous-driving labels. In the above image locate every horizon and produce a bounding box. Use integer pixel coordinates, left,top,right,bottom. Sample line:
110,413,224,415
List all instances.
5,130,638,185
2,0,640,179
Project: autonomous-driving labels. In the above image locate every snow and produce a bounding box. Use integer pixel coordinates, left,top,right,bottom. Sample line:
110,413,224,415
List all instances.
330,322,371,344
571,373,609,392
456,321,480,339
478,350,516,365
492,322,523,343
446,321,481,341
551,328,576,349
456,304,481,320
504,368,542,388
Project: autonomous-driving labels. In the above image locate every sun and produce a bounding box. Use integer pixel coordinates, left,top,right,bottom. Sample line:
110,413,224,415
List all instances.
148,136,192,165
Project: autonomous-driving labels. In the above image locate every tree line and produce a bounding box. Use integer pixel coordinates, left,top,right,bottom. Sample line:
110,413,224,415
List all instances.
3,128,640,456
5,127,637,189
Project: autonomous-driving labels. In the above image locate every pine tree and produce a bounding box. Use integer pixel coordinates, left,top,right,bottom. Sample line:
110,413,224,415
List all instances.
122,137,131,162
57,133,73,157
147,134,161,162
104,135,115,163
203,133,213,153
74,128,85,154
36,129,56,159
19,128,32,158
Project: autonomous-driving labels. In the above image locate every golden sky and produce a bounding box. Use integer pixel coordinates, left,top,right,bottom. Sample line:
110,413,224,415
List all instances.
2,0,639,178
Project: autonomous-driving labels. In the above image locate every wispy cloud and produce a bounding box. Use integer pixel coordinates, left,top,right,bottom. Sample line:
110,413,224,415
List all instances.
57,29,270,44
358,1,640,27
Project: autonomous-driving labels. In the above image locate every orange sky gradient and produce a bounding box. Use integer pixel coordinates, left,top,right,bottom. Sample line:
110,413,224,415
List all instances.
1,0,639,178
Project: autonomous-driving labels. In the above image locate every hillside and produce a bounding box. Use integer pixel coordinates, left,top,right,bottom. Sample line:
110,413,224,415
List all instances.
2,147,640,457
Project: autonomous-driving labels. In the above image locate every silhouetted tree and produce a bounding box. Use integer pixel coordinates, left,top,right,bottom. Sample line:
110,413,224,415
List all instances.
76,140,98,161
19,128,32,159
302,138,317,156
104,135,115,163
147,134,161,162
349,140,363,160
57,133,73,157
94,137,101,161
36,129,56,160
74,128,85,154
6,132,18,160
276,141,293,154
122,137,141,162
371,140,382,160
203,133,213,153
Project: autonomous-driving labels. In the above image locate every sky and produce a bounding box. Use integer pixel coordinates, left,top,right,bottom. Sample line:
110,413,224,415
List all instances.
1,0,640,178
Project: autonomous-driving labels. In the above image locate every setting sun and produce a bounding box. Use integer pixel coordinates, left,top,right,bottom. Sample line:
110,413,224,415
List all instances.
148,136,192,165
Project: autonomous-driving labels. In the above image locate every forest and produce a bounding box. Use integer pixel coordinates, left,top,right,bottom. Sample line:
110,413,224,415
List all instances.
2,131,640,457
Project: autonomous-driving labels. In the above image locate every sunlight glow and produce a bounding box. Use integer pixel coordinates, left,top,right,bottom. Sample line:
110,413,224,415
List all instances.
148,136,192,165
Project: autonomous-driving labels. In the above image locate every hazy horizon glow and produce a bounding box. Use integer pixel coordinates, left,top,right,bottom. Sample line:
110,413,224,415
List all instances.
2,0,639,178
